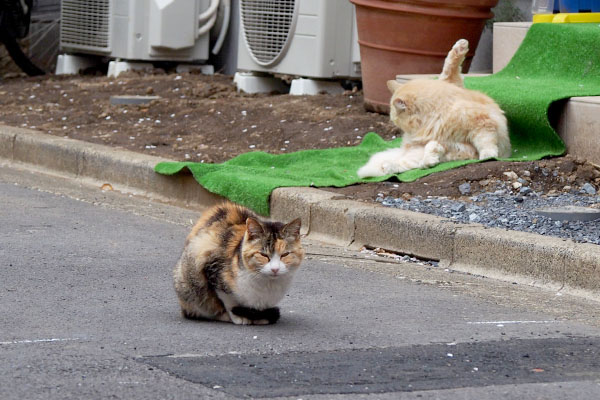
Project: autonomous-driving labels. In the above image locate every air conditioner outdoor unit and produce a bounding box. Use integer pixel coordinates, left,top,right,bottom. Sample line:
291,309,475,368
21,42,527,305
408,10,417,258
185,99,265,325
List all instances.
237,0,361,80
59,0,218,63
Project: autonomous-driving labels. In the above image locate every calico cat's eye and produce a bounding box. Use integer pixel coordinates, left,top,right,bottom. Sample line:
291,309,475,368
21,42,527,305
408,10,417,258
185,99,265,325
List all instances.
281,252,290,258
259,252,270,260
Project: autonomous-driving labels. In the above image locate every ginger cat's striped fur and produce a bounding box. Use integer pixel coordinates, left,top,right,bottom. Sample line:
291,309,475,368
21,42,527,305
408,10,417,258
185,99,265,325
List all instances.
173,203,304,325
357,39,511,178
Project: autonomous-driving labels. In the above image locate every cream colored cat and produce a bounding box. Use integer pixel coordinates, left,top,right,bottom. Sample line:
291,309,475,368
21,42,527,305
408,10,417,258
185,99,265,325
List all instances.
357,39,511,178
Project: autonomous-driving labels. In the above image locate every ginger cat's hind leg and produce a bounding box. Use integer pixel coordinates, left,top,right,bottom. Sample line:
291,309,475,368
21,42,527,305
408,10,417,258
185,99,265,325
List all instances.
471,128,501,160
439,39,469,87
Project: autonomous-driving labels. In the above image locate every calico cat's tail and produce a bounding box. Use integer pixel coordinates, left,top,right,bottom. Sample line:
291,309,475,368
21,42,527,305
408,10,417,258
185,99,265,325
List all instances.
231,306,281,324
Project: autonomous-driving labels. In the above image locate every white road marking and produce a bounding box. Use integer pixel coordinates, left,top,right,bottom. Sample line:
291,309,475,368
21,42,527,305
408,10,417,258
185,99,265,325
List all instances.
467,320,559,325
167,353,209,358
167,351,242,358
0,338,81,345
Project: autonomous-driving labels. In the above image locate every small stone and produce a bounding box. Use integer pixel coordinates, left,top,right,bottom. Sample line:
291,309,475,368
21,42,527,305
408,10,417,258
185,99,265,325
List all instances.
515,196,524,203
503,171,518,180
562,185,572,192
512,182,522,189
469,213,481,223
542,168,549,177
522,170,531,177
582,183,597,195
459,183,471,195
519,186,532,195
518,178,527,184
451,203,466,213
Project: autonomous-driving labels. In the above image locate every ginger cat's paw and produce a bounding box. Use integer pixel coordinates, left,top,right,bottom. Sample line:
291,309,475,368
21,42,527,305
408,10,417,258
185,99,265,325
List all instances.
422,141,444,167
452,39,469,57
478,148,499,160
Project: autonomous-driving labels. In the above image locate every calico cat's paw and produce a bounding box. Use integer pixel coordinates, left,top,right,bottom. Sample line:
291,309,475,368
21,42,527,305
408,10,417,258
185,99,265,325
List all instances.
230,313,253,325
231,306,281,325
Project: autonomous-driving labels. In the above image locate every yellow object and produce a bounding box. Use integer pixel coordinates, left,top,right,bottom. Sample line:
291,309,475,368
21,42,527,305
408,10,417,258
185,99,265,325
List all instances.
533,12,600,23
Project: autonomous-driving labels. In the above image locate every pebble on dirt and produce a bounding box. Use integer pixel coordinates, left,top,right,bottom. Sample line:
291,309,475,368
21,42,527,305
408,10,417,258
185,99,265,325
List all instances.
459,183,471,195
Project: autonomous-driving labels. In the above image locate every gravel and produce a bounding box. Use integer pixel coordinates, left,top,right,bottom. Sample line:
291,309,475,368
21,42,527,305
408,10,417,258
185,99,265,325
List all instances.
377,184,600,245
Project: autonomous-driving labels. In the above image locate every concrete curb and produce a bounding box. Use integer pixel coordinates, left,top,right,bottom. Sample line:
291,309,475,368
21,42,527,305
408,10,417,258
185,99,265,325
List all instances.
0,126,224,209
1,125,599,294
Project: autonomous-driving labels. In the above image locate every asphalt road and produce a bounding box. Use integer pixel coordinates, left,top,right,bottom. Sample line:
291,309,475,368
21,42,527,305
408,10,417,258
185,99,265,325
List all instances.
1,164,600,399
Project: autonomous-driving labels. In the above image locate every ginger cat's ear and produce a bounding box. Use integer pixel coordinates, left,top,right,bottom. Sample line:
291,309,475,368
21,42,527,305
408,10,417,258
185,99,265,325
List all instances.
246,218,264,240
387,80,401,93
392,98,407,112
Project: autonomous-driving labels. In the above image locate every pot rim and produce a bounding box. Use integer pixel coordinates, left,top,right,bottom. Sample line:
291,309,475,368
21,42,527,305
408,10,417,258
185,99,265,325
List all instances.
349,0,496,19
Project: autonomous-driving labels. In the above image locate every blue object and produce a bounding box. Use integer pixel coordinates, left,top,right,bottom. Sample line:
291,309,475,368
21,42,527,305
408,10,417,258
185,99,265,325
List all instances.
559,0,600,12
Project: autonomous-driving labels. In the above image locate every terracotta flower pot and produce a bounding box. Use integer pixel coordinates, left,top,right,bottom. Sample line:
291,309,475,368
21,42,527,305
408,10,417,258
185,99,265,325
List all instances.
350,0,499,113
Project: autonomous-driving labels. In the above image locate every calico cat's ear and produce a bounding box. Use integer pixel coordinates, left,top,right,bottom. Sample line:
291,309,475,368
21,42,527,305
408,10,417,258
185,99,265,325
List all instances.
246,218,264,240
387,80,401,93
282,218,302,239
392,98,407,112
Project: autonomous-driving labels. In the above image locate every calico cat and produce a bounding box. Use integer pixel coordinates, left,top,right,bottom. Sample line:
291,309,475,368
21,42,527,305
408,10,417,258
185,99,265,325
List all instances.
357,39,511,178
173,203,304,325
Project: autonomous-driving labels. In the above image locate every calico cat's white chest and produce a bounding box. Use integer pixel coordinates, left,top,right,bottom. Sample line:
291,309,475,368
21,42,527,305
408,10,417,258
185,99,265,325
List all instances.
234,270,294,309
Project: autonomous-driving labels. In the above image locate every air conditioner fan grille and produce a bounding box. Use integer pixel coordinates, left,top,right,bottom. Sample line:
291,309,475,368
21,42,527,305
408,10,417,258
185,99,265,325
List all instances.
241,0,295,66
60,0,110,51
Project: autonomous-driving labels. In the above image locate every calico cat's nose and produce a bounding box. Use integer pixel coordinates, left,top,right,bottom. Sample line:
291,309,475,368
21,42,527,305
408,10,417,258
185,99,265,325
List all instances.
271,267,279,275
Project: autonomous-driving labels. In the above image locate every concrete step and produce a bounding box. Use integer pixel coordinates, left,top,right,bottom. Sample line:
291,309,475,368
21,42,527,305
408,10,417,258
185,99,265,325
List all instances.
491,21,600,165
394,70,600,165
492,22,532,74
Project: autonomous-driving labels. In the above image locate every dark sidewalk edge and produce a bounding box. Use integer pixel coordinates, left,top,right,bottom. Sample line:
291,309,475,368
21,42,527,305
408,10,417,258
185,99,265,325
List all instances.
1,125,598,295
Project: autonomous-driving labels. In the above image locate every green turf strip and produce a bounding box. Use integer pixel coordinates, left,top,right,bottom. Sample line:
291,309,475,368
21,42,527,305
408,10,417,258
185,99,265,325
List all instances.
156,23,600,215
